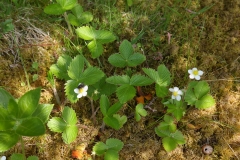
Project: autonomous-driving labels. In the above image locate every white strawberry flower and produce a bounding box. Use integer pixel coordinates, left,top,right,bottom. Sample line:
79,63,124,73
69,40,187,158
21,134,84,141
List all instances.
74,83,88,98
1,156,6,160
188,67,204,80
169,87,183,101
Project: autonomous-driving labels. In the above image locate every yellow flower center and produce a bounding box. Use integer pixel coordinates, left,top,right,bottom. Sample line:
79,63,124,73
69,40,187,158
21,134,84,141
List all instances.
193,70,199,75
173,91,178,96
79,88,84,93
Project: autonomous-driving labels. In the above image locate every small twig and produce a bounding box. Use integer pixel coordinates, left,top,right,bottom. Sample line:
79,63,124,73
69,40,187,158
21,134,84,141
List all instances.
167,32,172,44
144,97,157,112
223,137,240,160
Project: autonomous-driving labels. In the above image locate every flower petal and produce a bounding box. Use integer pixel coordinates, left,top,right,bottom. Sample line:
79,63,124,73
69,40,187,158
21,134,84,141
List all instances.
188,69,192,74
171,95,176,99
77,94,82,98
74,88,79,94
198,70,203,75
192,68,197,71
82,91,87,96
173,87,179,91
83,85,88,91
189,74,194,79
176,95,181,101
195,75,200,80
169,88,174,92
178,90,183,95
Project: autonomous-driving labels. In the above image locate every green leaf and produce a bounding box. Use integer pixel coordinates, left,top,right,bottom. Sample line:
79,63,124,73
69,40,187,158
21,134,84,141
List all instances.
87,40,104,58
113,114,127,129
32,104,54,123
7,98,19,118
10,153,24,160
93,142,108,155
135,104,147,122
47,117,67,133
71,4,83,16
171,130,185,145
127,53,146,67
62,125,78,144
50,55,72,80
44,3,65,15
80,67,105,85
106,138,124,151
95,30,116,44
142,68,160,83
130,74,153,86
119,40,133,59
107,102,122,116
103,116,120,130
116,84,136,103
106,75,130,85
0,131,20,152
100,95,110,116
0,107,15,131
155,84,168,98
56,0,77,10
62,107,77,125
76,26,95,40
16,117,45,136
65,80,79,103
27,156,39,160
17,88,41,118
68,55,85,80
157,64,171,86
166,101,186,121
162,137,178,152
194,81,210,99
184,87,197,105
195,94,215,109
108,54,127,68
136,104,147,116
0,88,15,108
105,149,119,160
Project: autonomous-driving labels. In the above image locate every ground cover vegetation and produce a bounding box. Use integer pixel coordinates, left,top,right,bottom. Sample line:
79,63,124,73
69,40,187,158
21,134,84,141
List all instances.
0,0,240,159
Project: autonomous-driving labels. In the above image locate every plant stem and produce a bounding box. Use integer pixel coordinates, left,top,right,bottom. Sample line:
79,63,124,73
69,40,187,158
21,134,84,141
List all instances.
20,136,26,160
64,12,73,35
88,96,96,122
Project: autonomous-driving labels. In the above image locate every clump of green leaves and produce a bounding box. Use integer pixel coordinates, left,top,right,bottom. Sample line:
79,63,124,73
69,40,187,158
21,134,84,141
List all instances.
0,88,53,152
100,95,127,130
135,103,147,122
47,106,78,144
44,0,77,15
76,26,116,58
0,19,14,36
93,138,124,160
155,115,185,152
10,154,38,160
108,40,146,67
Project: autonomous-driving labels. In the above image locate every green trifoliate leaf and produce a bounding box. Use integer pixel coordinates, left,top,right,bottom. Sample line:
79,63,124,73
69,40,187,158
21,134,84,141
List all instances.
94,30,116,44
0,132,20,152
62,107,77,125
166,101,186,121
107,102,122,116
195,94,215,109
76,26,95,40
32,104,54,123
50,55,72,80
79,66,105,85
108,40,145,68
47,117,67,133
135,104,147,122
56,0,77,10
93,142,108,155
7,98,18,119
130,74,153,86
105,149,119,160
65,80,79,103
0,88,15,108
62,125,78,144
157,64,171,86
184,88,197,105
106,75,130,85
68,55,85,80
68,4,93,26
44,3,65,15
106,138,124,151
17,88,41,118
100,95,110,116
16,117,45,136
116,84,136,103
